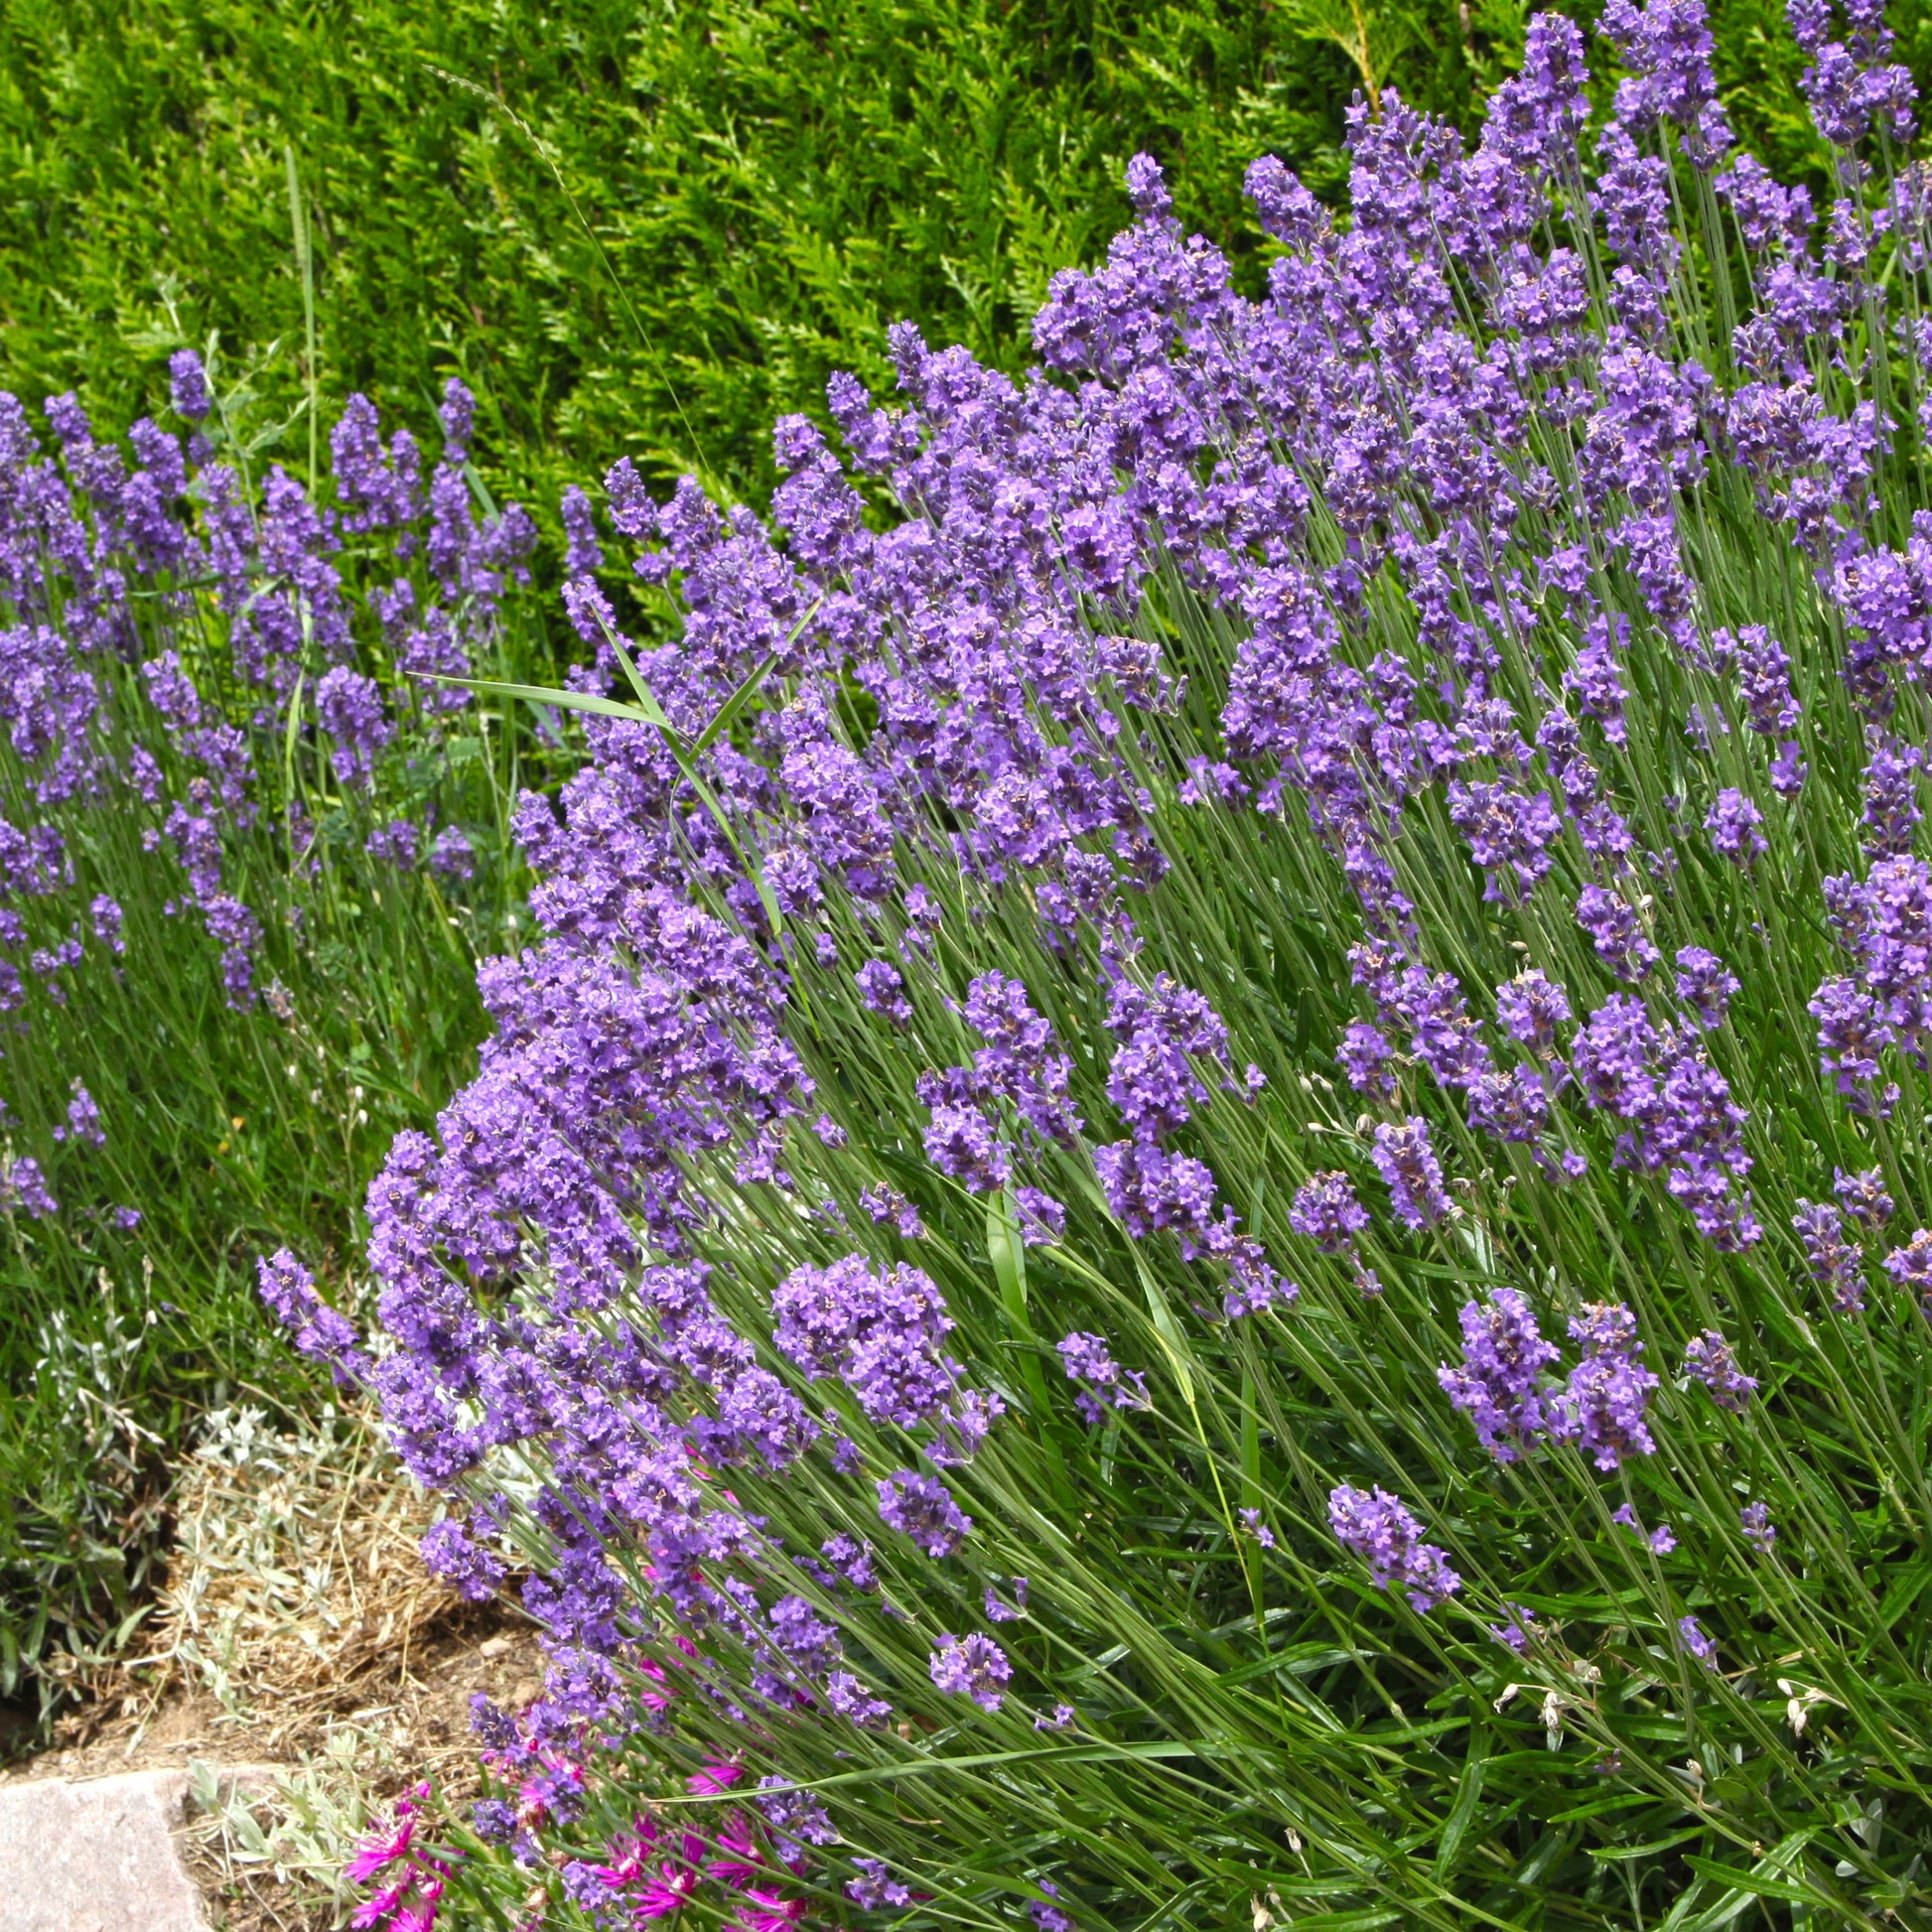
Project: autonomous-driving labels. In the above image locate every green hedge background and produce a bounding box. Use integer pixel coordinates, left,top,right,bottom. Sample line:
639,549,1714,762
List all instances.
0,0,1879,523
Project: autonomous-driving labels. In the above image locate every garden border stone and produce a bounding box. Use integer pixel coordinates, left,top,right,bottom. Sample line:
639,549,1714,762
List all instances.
0,1767,206,1932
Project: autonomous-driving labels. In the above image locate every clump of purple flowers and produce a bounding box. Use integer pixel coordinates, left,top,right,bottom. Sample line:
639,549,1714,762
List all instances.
927,1632,1011,1711
1370,1117,1452,1230
1438,1289,1559,1461
1553,1305,1659,1470
1327,1485,1460,1612
1289,1172,1369,1253
1682,1328,1758,1411
1056,1330,1148,1425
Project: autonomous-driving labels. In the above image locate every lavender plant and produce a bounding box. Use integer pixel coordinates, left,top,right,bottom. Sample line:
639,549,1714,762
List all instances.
287,2,1932,1921
0,362,559,1685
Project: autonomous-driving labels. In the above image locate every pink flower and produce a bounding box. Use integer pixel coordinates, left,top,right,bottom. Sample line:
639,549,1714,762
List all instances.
394,1876,444,1932
635,1861,702,1919
688,1762,743,1795
734,1886,808,1931
345,1811,417,1884
639,1658,671,1713
592,1816,661,1888
349,1879,407,1930
707,1819,764,1886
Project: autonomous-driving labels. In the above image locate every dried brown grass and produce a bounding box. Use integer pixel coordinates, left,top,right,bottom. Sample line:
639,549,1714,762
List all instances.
10,1402,540,1930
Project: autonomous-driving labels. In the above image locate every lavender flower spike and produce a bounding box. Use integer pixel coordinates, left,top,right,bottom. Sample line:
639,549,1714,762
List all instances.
1682,1328,1758,1410
1371,1117,1452,1229
928,1633,1011,1711
1327,1484,1461,1611
1289,1171,1369,1252
1438,1289,1559,1460
1554,1303,1659,1469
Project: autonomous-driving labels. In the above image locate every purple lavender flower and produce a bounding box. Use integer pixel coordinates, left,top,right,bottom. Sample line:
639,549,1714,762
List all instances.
168,349,212,422
1809,975,1893,1097
1860,738,1921,855
1675,946,1739,1028
1447,780,1562,903
1576,886,1660,982
1564,620,1629,745
1705,788,1767,867
855,958,912,1026
1327,1484,1460,1612
257,1247,368,1387
847,1861,914,1909
1554,1304,1658,1469
331,395,422,533
1013,1186,1065,1247
920,1095,1010,1192
876,1470,970,1557
1793,1199,1865,1311
1495,969,1571,1054
1677,1613,1718,1666
202,895,262,1010
1489,1604,1538,1654
1337,1020,1396,1096
89,895,124,954
927,1632,1010,1710
858,1183,925,1239
1103,972,1226,1139
0,1154,55,1218
438,376,475,458
1739,1500,1777,1556
1834,1165,1893,1228
1397,968,1493,1090
365,820,419,869
1030,1882,1074,1932
1465,1066,1550,1144
1370,1117,1451,1229
1881,1229,1932,1309
1726,624,1799,736
314,666,393,789
420,1517,507,1601
1600,0,1731,163
560,484,604,577
985,1577,1029,1620
1093,1138,1219,1252
1613,1504,1676,1554
1438,1289,1559,1461
1056,1330,1148,1425
1682,1328,1758,1410
52,1081,104,1148
1289,1171,1368,1253
1237,1508,1276,1550
827,1672,892,1725
771,1254,978,1440
428,826,476,882
814,1533,878,1593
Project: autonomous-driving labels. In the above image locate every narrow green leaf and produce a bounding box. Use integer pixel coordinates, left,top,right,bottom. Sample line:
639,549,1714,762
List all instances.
1433,1726,1486,1878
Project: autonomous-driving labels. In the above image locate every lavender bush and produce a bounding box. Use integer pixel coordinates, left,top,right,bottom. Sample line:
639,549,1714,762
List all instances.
0,361,557,1681
290,1,1932,1921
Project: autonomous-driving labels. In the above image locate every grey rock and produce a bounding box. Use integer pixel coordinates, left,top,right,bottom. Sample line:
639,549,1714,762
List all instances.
0,1769,207,1932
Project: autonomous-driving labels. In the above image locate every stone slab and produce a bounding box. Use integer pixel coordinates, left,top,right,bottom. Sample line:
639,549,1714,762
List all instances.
0,1769,206,1932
